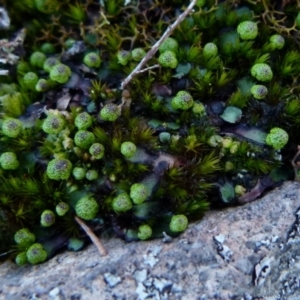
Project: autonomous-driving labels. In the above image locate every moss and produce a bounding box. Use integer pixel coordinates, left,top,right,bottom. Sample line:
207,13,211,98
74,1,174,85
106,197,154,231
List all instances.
2,0,300,265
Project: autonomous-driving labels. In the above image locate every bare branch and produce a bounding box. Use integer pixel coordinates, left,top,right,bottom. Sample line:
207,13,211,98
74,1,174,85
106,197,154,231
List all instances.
75,215,108,256
120,0,197,89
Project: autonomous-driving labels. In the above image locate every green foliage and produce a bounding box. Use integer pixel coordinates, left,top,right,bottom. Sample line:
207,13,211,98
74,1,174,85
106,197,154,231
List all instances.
2,0,300,265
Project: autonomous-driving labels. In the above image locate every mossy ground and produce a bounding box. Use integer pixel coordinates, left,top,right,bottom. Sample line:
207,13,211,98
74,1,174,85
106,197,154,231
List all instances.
1,0,300,264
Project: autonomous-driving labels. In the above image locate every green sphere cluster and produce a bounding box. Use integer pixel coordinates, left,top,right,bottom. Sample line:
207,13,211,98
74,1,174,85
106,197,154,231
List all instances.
40,210,56,227
130,183,149,204
2,118,22,138
83,52,101,68
250,85,268,99
26,243,47,265
237,21,258,40
74,130,95,149
46,158,73,180
14,228,36,246
75,196,99,220
42,114,65,134
50,63,71,84
0,152,19,170
120,141,137,158
89,143,105,159
251,63,273,82
99,104,121,121
159,37,179,53
112,193,132,213
158,51,178,69
169,214,188,232
74,112,92,130
172,91,194,110
137,224,152,240
266,127,289,150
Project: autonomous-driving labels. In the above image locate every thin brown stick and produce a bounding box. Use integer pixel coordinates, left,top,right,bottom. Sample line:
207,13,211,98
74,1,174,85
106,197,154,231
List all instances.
120,0,197,89
75,215,108,256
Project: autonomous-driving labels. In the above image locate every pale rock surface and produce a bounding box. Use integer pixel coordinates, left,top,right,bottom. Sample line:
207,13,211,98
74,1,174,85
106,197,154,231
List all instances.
1,181,300,300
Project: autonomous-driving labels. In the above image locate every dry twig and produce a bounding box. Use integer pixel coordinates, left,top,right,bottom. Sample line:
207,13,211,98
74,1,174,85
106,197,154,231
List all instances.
75,215,108,256
120,0,197,89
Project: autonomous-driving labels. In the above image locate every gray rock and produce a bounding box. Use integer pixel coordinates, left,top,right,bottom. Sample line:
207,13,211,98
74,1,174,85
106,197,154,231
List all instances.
1,181,300,299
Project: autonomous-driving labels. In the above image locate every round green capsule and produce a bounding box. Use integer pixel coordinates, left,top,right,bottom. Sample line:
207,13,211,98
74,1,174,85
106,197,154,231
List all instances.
83,52,101,68
130,183,149,204
89,143,105,159
250,85,268,99
40,42,56,54
169,214,188,232
0,152,19,170
237,21,258,40
26,243,47,265
131,48,146,61
2,118,22,138
266,127,289,150
251,63,273,82
112,193,132,213
43,57,60,73
50,63,71,84
55,202,69,216
159,37,179,53
99,103,121,122
40,210,56,227
35,78,50,92
15,252,28,266
75,196,99,220
42,114,65,134
158,50,178,69
30,51,47,68
74,112,92,130
74,130,95,149
117,50,131,66
23,72,39,90
46,158,73,180
86,170,99,181
202,42,218,60
269,34,285,50
171,91,194,110
120,141,137,158
137,224,152,240
72,167,86,180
